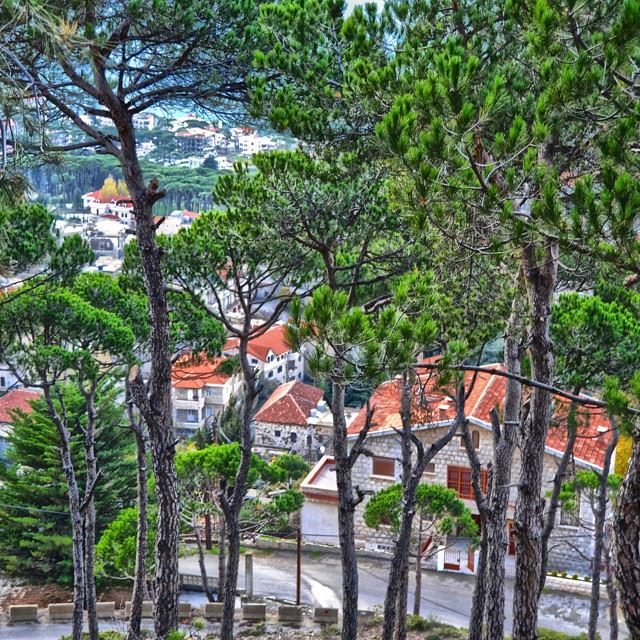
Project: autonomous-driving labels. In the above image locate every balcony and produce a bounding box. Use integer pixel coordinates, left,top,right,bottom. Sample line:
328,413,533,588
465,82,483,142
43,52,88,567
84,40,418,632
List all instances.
174,396,205,411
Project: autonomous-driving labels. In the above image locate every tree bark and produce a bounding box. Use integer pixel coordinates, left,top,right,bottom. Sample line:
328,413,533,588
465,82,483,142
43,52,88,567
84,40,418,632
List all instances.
412,514,423,617
604,525,618,640
612,422,640,636
43,386,85,640
383,380,465,640
127,420,148,640
467,520,487,640
588,423,618,640
539,397,580,596
218,515,226,603
331,372,361,640
219,335,257,640
118,101,179,638
195,521,213,602
482,294,524,640
82,385,99,640
512,239,558,640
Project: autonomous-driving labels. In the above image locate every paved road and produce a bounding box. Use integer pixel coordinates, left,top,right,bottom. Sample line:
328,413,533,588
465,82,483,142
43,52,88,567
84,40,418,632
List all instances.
180,549,619,638
0,549,621,639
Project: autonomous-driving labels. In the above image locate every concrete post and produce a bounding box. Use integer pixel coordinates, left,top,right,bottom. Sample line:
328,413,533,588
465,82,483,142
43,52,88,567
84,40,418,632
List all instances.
436,545,445,572
245,552,254,600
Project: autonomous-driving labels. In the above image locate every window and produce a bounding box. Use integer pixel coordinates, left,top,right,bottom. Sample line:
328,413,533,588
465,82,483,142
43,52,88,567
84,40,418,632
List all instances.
186,410,198,423
372,456,396,478
274,430,281,437
290,432,297,443
307,434,312,447
0,376,5,387
268,371,273,378
277,366,283,373
447,465,488,499
459,430,480,449
424,462,436,475
251,358,258,365
205,388,213,397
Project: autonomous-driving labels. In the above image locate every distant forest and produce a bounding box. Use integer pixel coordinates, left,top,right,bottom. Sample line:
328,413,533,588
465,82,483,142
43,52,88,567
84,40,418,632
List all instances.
28,154,223,215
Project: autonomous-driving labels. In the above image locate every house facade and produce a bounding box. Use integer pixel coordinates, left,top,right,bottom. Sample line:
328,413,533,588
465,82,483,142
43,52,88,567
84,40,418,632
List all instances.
222,324,305,385
301,366,612,574
171,356,241,437
253,381,327,459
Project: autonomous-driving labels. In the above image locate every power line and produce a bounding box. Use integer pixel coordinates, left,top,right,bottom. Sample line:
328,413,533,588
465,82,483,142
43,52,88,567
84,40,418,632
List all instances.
0,502,69,516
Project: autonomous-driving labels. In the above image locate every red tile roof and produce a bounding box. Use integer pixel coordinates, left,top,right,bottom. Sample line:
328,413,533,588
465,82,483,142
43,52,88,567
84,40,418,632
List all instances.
223,324,291,362
254,381,324,426
171,355,232,389
0,389,41,423
348,365,611,469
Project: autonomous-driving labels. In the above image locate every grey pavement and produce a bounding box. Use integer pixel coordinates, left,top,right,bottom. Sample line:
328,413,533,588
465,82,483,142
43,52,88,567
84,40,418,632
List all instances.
0,549,623,639
180,549,621,638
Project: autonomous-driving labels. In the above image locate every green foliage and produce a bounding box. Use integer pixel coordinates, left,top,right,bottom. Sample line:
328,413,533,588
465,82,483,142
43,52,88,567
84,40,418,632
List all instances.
96,505,156,579
364,482,477,541
551,293,640,391
0,203,56,274
0,384,136,584
268,453,310,482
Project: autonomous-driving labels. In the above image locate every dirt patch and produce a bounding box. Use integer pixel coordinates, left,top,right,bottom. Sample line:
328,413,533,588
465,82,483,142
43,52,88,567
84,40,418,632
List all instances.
0,583,131,611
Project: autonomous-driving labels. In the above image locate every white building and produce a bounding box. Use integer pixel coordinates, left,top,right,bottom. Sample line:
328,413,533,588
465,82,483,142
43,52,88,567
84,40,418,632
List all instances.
132,112,157,130
171,355,241,436
222,324,305,384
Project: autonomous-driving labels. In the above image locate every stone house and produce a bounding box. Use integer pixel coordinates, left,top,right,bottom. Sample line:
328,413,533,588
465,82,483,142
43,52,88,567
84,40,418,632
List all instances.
170,355,241,437
300,365,612,574
253,381,327,459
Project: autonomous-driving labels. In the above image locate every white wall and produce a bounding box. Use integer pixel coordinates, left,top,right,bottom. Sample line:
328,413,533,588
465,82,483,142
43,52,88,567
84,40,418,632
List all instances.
301,499,339,545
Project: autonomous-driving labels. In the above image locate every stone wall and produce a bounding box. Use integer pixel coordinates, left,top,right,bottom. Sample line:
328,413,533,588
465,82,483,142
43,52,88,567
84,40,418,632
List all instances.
349,422,596,574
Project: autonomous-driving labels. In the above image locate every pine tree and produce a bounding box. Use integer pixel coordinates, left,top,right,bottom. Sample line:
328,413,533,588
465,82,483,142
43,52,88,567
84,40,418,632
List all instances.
0,383,136,585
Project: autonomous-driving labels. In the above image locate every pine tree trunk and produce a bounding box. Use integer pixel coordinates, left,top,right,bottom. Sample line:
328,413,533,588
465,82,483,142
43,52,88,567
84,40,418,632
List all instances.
483,299,523,640
539,398,580,596
512,240,558,640
83,386,99,640
195,522,213,602
220,337,256,640
604,527,618,640
383,374,413,640
218,515,226,603
467,522,487,640
115,106,180,637
331,374,360,640
127,424,148,640
220,513,240,640
43,387,85,640
613,424,640,636
412,519,423,618
588,426,618,640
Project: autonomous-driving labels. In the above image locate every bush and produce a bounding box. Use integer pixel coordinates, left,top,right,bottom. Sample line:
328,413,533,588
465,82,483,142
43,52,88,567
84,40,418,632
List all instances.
572,574,579,580
539,630,598,640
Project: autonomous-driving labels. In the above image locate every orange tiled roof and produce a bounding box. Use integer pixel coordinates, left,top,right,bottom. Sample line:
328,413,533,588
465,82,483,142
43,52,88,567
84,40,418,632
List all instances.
348,364,611,470
223,324,291,362
254,381,324,426
171,355,231,389
0,389,41,423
